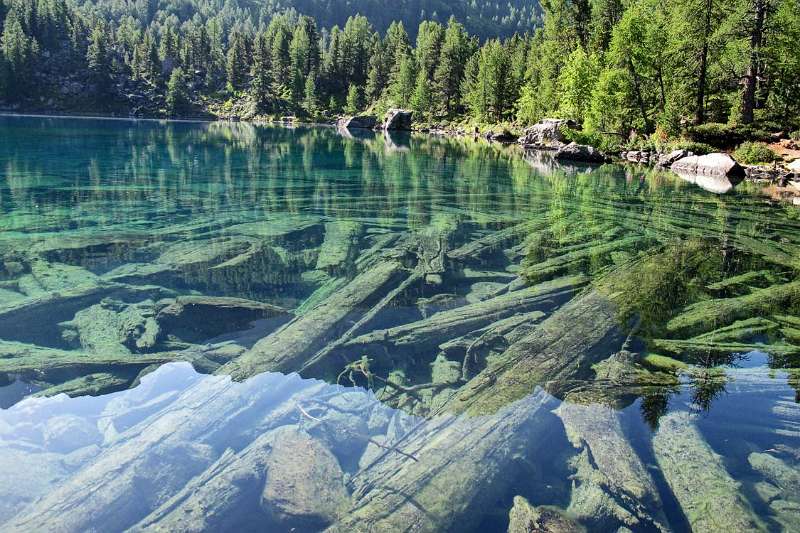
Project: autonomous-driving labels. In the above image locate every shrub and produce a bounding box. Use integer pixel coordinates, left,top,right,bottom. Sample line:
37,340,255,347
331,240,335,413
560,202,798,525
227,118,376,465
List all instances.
561,127,622,152
790,130,800,141
733,142,779,165
667,140,714,155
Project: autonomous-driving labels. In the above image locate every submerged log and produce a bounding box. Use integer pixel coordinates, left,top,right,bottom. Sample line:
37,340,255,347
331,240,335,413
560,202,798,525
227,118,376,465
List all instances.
446,288,626,416
555,403,668,531
329,390,559,533
666,280,800,337
315,221,364,273
448,219,548,262
507,497,584,533
652,411,762,532
219,259,408,379
338,275,586,360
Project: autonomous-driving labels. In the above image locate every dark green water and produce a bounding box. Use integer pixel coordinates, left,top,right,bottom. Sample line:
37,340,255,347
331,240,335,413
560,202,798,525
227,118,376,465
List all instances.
0,115,799,532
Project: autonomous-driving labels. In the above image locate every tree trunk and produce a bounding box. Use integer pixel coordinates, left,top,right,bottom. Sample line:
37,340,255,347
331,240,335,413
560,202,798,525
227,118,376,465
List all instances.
695,0,713,124
740,0,767,124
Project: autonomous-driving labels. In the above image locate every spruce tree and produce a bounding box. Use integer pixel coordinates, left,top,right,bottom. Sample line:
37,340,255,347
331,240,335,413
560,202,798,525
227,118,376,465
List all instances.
86,23,112,99
345,83,362,114
166,66,189,115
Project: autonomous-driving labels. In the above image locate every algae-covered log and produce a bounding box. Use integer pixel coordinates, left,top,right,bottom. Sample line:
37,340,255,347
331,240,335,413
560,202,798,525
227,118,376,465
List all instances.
523,236,645,282
446,288,625,416
219,259,408,379
556,403,668,531
315,221,364,272
448,219,548,262
652,411,762,532
507,496,584,533
666,281,800,337
337,275,585,361
329,390,558,533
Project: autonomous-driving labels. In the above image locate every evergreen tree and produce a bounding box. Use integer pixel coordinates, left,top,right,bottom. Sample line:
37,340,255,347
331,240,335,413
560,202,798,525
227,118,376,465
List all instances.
86,23,112,99
411,68,433,119
557,46,600,122
345,83,362,114
1,9,38,96
166,66,189,115
303,71,319,115
433,17,472,116
226,30,250,92
251,31,274,112
389,53,415,107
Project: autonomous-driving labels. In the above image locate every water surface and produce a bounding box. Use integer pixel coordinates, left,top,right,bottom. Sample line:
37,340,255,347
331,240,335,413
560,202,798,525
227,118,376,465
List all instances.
0,115,799,532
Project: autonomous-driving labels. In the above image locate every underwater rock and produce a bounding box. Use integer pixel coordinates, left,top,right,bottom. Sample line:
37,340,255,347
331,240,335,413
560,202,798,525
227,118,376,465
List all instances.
556,403,668,531
652,411,762,532
507,496,584,533
261,427,349,530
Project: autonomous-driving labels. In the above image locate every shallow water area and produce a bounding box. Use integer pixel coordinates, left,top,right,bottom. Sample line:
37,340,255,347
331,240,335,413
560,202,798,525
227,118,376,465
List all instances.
1,115,799,532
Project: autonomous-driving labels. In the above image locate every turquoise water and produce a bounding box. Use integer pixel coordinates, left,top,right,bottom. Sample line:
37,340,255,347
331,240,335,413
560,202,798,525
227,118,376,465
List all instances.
0,115,798,532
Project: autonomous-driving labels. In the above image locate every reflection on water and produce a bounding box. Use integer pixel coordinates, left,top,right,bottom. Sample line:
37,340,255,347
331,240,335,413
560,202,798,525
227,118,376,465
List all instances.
0,115,799,531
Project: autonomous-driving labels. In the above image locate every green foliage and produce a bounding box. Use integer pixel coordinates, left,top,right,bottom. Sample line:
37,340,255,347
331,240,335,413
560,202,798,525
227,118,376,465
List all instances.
166,67,190,116
561,126,622,153
345,84,362,114
733,142,779,165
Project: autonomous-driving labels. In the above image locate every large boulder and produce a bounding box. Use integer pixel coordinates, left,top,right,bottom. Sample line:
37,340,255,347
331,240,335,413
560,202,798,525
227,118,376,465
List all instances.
670,152,745,179
670,153,745,193
788,159,800,175
519,118,575,148
554,142,606,164
337,115,377,130
382,108,413,131
657,149,690,167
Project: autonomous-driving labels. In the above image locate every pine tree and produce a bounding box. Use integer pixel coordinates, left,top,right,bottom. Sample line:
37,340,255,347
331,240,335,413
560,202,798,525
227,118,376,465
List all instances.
166,66,189,115
345,83,362,114
251,31,274,113
433,17,472,116
411,69,433,119
86,23,112,99
390,54,415,107
1,9,38,96
226,30,250,92
557,47,600,122
303,71,319,116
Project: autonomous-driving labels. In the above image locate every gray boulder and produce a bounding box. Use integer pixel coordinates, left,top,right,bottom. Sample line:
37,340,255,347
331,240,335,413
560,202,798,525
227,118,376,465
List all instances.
337,115,377,130
670,153,745,193
554,142,606,164
383,108,413,130
519,118,575,148
671,153,745,179
657,149,690,167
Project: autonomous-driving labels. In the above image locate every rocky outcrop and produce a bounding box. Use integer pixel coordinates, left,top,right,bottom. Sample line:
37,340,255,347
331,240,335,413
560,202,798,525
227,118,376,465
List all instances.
518,118,575,148
489,130,518,143
337,115,378,130
554,142,606,164
383,109,413,131
657,149,690,167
